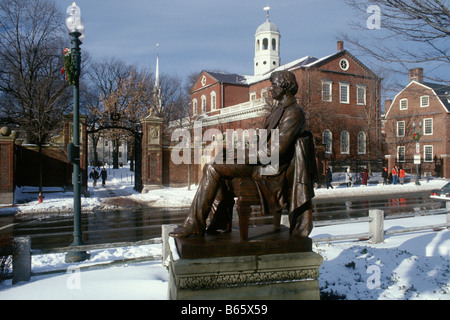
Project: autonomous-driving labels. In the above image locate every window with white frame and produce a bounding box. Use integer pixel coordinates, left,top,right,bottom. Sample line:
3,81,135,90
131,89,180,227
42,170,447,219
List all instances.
322,81,332,102
423,118,433,135
420,95,429,107
424,145,433,162
357,131,366,154
340,83,349,104
322,130,332,154
340,131,350,154
357,85,366,105
261,89,268,101
397,146,405,162
400,98,408,110
250,92,257,102
201,95,206,113
192,98,198,115
397,121,405,137
210,91,216,111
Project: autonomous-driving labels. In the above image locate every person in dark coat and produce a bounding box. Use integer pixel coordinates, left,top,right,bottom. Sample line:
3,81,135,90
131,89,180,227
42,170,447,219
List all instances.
170,70,317,239
100,168,107,186
382,167,388,185
89,168,99,187
326,168,333,189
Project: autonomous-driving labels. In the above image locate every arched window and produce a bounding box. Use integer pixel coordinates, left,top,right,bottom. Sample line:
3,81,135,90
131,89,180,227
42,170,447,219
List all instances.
340,131,350,154
192,98,198,115
256,40,260,51
201,95,206,113
262,38,268,50
357,131,366,154
322,130,332,154
272,38,277,50
210,91,216,110
244,129,249,147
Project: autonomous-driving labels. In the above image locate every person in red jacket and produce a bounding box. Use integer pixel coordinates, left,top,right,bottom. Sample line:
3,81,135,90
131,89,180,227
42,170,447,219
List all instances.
361,168,369,186
392,166,398,184
399,167,405,185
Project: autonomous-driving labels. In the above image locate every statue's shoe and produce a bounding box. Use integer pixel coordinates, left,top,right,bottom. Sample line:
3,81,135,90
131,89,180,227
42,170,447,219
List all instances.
169,226,204,238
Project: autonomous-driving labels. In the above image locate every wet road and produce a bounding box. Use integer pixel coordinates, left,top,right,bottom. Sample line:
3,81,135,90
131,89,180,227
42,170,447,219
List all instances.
0,191,446,250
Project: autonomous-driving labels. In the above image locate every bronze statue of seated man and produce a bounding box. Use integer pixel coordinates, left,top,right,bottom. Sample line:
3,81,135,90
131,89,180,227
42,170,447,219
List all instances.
170,70,317,239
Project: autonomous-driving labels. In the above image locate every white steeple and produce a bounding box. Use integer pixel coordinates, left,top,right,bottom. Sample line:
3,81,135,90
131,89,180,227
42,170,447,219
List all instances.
254,6,280,76
154,43,162,112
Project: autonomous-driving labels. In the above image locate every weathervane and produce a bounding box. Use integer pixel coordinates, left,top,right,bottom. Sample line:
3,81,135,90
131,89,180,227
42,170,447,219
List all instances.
264,5,270,20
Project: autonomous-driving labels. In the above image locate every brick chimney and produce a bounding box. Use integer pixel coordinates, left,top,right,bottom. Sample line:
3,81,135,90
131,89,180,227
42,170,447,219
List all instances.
337,41,344,51
409,68,424,83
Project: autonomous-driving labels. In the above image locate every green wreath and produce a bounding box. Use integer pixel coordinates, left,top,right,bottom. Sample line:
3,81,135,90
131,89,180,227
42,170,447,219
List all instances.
413,131,421,141
62,48,75,85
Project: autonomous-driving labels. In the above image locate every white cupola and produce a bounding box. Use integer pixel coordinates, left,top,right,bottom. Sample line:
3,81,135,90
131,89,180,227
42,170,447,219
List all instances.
254,7,280,76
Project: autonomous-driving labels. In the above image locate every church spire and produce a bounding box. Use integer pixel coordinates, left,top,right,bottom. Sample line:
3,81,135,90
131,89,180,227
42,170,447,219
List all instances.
155,43,160,89
154,43,162,112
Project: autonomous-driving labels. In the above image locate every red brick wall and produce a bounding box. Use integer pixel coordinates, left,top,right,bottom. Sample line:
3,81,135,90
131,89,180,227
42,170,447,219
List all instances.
384,81,448,175
15,145,74,187
162,147,200,187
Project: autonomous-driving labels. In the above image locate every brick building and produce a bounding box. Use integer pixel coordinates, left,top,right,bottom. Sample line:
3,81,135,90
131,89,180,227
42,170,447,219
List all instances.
384,68,450,178
174,15,382,183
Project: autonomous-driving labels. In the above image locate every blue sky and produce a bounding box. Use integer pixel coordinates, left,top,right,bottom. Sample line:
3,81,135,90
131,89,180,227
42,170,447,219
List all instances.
57,1,364,80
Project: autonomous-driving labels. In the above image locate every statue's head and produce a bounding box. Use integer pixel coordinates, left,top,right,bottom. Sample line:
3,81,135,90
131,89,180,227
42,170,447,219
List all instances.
269,70,298,99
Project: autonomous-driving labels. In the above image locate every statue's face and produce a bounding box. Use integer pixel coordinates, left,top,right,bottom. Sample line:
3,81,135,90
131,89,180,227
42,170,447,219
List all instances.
270,76,284,101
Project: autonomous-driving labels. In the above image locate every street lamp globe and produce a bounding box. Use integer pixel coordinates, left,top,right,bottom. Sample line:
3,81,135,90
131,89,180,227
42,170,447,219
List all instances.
65,2,85,40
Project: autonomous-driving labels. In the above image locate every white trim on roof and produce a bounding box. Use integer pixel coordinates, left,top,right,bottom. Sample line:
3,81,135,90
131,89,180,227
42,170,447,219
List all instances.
385,80,449,118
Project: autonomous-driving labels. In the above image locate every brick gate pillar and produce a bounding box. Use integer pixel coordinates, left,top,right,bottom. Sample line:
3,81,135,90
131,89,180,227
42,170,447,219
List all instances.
0,127,17,204
385,155,396,174
441,154,450,179
141,113,164,192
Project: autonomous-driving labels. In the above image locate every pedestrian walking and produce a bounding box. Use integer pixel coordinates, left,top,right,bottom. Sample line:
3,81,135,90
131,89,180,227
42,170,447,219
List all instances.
361,168,369,186
101,167,107,186
382,167,388,185
392,166,398,185
326,168,333,189
399,167,405,185
89,168,99,187
345,168,352,187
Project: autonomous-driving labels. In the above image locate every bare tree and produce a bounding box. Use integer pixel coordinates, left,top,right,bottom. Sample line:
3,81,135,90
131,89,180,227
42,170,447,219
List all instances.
0,0,70,143
0,0,71,194
342,0,450,83
84,58,135,166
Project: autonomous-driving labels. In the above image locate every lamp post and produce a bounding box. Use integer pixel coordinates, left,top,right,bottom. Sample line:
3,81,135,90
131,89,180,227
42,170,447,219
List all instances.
412,121,422,186
65,2,89,263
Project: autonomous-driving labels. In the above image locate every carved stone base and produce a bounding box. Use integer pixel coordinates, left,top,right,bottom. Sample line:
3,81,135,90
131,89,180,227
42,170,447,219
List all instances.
167,249,323,300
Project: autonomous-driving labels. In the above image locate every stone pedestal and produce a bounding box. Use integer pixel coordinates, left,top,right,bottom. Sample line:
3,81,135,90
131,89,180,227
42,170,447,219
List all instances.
166,225,323,300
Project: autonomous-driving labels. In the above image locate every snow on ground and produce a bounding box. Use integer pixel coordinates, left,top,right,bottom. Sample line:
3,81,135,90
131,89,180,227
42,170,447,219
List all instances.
0,166,449,300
